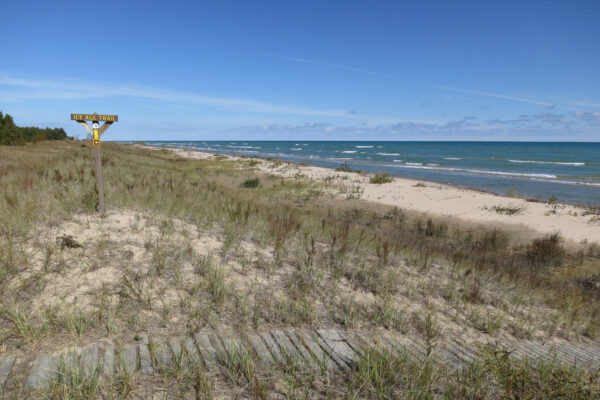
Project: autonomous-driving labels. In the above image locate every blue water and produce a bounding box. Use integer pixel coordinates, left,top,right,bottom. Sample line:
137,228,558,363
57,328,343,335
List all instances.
143,141,600,205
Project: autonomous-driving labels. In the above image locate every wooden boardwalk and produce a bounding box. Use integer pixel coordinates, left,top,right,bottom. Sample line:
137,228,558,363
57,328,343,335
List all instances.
1,329,599,392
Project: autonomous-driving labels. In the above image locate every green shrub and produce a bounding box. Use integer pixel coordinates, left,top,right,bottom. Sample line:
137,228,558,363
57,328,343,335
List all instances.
526,233,565,271
488,204,524,216
240,177,260,188
370,173,393,184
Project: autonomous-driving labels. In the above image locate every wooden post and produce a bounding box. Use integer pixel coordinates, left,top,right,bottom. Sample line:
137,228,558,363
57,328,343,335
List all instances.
71,113,118,217
94,144,105,215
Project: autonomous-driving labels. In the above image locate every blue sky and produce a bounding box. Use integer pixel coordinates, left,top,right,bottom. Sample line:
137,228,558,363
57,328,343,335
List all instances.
1,0,599,141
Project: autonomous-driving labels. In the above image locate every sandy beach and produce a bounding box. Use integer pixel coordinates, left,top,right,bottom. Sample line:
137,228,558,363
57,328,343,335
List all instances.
162,146,600,245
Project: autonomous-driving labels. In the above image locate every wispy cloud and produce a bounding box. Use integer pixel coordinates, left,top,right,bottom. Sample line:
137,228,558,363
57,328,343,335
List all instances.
0,72,387,120
256,52,398,78
572,101,600,108
0,73,342,117
0,73,437,126
435,85,558,108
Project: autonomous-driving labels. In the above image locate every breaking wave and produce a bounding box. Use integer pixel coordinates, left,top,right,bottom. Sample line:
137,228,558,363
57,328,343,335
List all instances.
508,159,585,166
388,164,558,179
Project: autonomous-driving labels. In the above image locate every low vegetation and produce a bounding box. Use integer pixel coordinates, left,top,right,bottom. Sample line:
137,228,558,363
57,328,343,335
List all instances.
240,177,260,188
346,344,600,399
335,162,361,173
0,141,599,397
35,341,600,398
484,203,525,216
369,172,393,184
0,111,70,145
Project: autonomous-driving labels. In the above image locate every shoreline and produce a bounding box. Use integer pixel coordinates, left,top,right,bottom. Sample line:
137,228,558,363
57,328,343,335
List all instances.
129,141,600,207
142,144,600,245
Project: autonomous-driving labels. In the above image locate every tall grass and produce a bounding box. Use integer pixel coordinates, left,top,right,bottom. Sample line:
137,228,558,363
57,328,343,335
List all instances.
1,141,599,364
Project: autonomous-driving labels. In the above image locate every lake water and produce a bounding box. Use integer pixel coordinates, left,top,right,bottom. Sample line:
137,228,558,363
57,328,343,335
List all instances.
142,141,600,205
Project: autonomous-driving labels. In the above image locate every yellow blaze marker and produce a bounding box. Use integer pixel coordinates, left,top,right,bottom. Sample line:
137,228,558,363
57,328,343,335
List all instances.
93,129,100,146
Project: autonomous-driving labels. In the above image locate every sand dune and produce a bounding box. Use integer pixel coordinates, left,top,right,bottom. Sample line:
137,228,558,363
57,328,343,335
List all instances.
156,146,600,245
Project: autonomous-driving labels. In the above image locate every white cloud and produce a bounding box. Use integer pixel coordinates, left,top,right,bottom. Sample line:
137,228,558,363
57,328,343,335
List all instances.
576,111,600,122
0,73,399,122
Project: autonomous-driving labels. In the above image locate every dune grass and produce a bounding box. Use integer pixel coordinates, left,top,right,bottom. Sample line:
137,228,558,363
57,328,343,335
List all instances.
1,141,600,397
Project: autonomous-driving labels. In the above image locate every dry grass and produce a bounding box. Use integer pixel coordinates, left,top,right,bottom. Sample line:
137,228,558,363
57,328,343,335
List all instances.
1,141,600,397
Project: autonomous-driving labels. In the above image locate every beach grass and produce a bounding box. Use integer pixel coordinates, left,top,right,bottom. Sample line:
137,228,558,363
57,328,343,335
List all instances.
1,141,600,397
369,172,394,184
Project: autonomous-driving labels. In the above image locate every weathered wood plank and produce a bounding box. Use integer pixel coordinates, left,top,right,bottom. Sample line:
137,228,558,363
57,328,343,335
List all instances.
248,335,275,365
138,343,153,375
334,330,364,357
103,344,115,376
207,332,228,366
314,330,349,369
81,344,100,378
284,329,319,364
170,338,185,368
25,355,58,389
271,330,301,360
0,357,15,391
194,332,218,369
153,342,173,370
260,332,286,365
296,330,338,371
317,329,360,366
183,337,202,366
119,344,138,374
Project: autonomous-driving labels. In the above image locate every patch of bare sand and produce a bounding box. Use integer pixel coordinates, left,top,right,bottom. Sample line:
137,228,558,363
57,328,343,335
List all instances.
14,211,253,314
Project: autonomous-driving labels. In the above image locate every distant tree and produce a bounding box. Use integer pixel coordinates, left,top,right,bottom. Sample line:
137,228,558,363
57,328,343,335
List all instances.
0,111,69,145
0,112,25,145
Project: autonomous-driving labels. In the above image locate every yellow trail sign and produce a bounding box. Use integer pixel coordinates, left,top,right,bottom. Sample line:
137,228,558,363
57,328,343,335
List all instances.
71,112,118,215
71,113,118,122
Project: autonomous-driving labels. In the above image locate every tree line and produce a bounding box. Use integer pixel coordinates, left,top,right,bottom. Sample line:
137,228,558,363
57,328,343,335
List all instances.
0,111,70,145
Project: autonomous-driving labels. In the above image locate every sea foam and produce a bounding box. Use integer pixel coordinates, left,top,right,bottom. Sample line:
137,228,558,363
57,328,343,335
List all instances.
387,164,557,179
508,159,585,166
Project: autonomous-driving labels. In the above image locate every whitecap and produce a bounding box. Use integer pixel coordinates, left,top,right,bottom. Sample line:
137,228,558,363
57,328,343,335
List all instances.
376,152,400,156
508,159,585,166
386,164,557,179
342,150,358,154
356,145,374,148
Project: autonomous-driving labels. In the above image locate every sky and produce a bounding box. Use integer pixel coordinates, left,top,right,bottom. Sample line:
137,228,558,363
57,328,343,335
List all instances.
1,0,600,141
